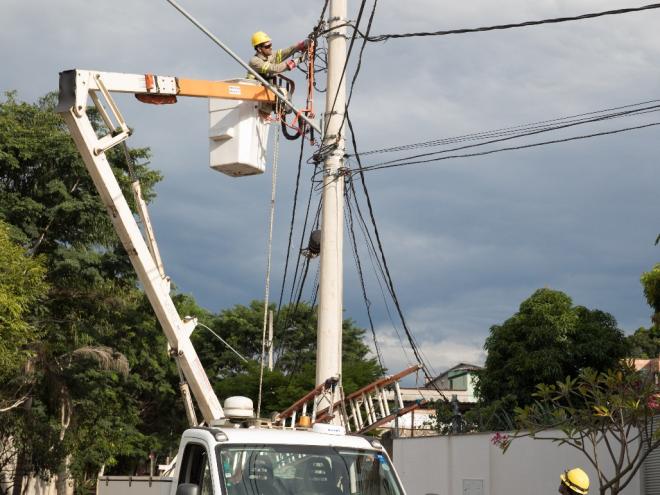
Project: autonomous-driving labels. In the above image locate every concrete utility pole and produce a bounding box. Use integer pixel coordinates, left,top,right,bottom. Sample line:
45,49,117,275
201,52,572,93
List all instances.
316,0,347,393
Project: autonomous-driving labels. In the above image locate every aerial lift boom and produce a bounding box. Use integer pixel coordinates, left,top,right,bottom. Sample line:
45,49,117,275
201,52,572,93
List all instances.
62,67,415,495
57,69,277,424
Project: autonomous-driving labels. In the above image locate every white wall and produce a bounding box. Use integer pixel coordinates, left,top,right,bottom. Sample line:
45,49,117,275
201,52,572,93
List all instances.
392,431,641,495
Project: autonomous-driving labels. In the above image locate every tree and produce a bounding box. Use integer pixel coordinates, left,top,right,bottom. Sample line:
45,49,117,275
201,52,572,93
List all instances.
476,288,629,417
0,91,388,491
0,91,171,493
0,220,48,410
641,263,660,330
626,326,660,358
497,364,660,495
627,264,660,358
184,298,384,417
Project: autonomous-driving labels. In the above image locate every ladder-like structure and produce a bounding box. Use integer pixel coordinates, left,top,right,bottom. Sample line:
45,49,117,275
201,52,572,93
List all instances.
273,365,427,434
272,377,341,429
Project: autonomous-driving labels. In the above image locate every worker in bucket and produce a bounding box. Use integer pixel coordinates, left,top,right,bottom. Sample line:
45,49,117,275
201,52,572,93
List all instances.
559,468,590,495
248,31,309,79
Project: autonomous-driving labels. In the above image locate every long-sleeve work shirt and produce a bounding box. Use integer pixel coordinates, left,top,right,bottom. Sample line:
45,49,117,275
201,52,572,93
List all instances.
247,45,297,79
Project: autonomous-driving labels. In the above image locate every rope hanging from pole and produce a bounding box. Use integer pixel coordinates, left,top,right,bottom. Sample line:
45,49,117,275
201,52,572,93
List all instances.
257,123,281,419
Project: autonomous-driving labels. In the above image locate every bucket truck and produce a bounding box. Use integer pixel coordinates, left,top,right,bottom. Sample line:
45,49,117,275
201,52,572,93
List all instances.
57,69,408,495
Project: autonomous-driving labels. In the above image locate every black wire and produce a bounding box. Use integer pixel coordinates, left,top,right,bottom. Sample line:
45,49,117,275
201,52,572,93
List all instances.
353,98,660,157
298,46,329,91
290,199,322,315
278,191,322,360
275,0,327,339
316,22,366,39
349,179,413,366
324,0,369,131
288,171,318,301
310,265,320,308
348,154,437,377
370,104,660,168
272,0,331,369
347,111,442,386
310,142,339,168
354,121,660,174
276,137,306,326
292,259,311,313
311,0,331,39
366,2,660,42
345,184,385,370
280,166,318,341
336,0,378,140
348,171,442,386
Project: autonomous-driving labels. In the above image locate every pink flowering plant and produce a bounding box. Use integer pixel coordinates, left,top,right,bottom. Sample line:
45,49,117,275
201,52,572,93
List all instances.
504,362,660,495
647,393,660,410
490,432,510,450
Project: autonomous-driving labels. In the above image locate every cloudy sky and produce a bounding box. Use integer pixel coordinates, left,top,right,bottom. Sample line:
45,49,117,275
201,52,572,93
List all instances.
2,0,659,379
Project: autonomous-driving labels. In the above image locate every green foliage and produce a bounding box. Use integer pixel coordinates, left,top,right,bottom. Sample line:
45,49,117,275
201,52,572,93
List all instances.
426,399,470,434
0,220,48,385
623,264,660,358
506,364,660,495
476,288,629,419
0,91,159,252
641,263,660,329
0,91,386,492
190,299,384,418
626,326,660,358
0,91,172,490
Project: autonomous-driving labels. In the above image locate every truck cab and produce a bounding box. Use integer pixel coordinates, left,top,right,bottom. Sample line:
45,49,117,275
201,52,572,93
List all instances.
172,425,404,495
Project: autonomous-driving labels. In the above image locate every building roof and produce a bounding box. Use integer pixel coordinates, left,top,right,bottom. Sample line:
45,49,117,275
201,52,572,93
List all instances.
633,357,660,373
425,362,483,387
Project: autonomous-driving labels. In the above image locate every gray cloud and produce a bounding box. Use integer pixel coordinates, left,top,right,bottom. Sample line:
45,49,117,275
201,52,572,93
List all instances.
3,0,659,378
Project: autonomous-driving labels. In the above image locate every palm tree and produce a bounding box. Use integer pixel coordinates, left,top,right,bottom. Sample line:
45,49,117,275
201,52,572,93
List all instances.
11,345,128,495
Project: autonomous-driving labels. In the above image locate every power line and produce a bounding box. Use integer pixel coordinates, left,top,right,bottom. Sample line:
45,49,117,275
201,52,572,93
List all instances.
276,138,306,322
336,0,379,139
369,103,660,167
354,98,660,157
347,111,441,384
323,0,369,129
346,177,414,368
197,322,248,363
345,184,385,370
366,2,660,42
278,168,319,356
354,120,660,174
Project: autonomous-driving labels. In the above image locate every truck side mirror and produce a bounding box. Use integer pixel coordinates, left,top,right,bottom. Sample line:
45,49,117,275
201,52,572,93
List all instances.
176,483,200,495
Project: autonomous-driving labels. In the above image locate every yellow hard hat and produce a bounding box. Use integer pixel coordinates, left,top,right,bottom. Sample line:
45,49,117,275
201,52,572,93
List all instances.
251,31,271,48
561,468,590,494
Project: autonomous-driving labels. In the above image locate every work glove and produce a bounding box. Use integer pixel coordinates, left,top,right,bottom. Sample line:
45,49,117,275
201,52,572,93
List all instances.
296,39,310,51
286,59,297,71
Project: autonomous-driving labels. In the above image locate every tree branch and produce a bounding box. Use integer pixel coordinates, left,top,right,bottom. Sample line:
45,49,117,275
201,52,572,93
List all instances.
614,435,650,493
0,395,29,413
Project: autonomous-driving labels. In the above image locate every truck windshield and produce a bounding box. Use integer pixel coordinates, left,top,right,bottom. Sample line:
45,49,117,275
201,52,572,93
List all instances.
216,444,403,495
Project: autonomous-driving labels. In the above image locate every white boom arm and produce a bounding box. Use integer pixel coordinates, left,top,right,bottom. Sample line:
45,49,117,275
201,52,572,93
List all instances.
55,69,269,423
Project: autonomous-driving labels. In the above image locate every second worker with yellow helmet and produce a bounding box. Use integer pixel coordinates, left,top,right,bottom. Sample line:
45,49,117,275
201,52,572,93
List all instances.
248,31,309,80
559,468,590,495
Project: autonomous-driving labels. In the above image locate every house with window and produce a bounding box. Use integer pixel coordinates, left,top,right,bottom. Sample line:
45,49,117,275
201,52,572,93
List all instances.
382,362,483,432
424,362,482,402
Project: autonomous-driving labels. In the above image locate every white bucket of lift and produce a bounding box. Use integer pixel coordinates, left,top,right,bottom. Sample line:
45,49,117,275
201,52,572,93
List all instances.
209,90,269,177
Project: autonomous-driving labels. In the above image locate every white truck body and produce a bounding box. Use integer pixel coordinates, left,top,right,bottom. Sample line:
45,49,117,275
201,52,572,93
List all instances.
97,477,173,495
98,426,405,495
